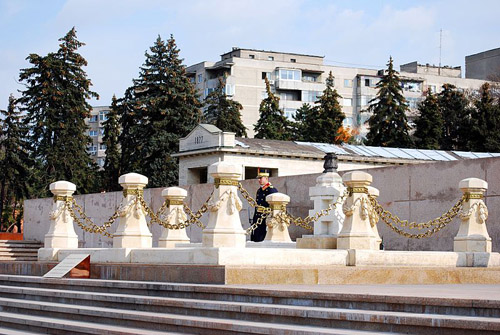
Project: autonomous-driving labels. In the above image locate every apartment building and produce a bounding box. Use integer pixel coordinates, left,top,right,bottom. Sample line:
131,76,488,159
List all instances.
86,106,110,168
187,48,486,137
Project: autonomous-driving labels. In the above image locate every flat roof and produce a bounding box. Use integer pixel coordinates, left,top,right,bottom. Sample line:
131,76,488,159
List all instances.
221,47,324,59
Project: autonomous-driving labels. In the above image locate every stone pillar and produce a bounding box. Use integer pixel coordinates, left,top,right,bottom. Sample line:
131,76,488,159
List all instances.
113,173,152,248
297,153,345,249
158,187,190,248
367,186,382,250
454,178,492,252
264,193,292,243
202,162,246,248
45,181,78,249
337,171,378,250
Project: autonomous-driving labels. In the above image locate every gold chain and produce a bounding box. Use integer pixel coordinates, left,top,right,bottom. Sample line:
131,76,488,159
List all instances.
65,198,117,238
368,194,466,239
285,189,348,231
237,182,272,234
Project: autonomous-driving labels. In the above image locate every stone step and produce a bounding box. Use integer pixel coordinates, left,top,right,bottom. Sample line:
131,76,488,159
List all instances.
0,275,497,318
0,284,499,334
0,311,188,335
0,247,41,252
0,240,43,245
0,257,38,261
0,326,45,335
0,297,401,335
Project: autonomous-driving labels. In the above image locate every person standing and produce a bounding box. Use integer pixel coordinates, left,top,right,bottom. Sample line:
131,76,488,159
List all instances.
251,168,278,242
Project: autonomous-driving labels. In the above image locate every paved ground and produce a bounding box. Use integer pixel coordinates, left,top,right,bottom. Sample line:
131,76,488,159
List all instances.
228,284,500,300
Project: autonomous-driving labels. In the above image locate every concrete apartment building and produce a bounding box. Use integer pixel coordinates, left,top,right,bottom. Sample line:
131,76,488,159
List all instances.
86,106,110,167
187,48,487,137
466,47,500,80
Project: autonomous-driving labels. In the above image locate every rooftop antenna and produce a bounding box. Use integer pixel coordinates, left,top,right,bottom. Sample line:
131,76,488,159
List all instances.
438,28,442,76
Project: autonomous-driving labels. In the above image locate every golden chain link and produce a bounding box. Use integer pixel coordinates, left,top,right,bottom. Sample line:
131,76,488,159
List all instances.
237,182,272,234
368,194,466,239
65,198,117,238
285,189,348,231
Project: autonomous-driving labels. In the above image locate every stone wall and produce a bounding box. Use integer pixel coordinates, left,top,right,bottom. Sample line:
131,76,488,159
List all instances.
24,157,500,252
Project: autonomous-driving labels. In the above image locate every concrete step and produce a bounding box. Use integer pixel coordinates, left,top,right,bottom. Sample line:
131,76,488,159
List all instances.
0,274,497,318
0,284,499,334
0,311,188,335
0,326,45,335
0,297,401,335
0,257,38,261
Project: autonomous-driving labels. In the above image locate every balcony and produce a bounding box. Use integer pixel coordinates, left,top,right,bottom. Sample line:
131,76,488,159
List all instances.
275,79,325,91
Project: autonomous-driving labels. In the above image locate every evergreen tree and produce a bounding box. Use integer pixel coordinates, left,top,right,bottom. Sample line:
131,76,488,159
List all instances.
203,77,247,137
438,83,470,151
254,78,291,140
101,95,121,191
0,95,32,231
413,90,443,149
18,28,99,195
469,82,500,152
365,57,413,148
314,72,345,143
119,35,202,187
292,103,317,141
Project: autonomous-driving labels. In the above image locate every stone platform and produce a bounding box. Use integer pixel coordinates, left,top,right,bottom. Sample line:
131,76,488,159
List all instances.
2,261,500,285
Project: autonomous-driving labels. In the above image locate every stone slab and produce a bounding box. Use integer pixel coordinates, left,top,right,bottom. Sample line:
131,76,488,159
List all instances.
57,248,132,263
296,235,337,249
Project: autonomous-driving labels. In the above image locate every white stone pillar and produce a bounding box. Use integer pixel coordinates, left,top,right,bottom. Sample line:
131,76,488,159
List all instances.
113,173,152,248
454,178,492,252
337,171,378,250
264,193,292,243
298,171,347,249
44,181,78,249
202,162,246,248
158,187,190,248
367,186,382,250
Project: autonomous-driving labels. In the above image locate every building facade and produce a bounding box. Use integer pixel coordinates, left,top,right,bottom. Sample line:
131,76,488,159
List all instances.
187,48,487,137
466,47,500,80
86,106,110,168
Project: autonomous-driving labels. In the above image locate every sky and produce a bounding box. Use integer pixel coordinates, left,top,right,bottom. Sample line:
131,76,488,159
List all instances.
0,0,499,110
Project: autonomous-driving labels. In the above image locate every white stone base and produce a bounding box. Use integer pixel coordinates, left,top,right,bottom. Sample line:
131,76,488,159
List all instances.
296,235,337,249
158,237,191,248
454,236,492,253
246,241,296,248
38,247,500,268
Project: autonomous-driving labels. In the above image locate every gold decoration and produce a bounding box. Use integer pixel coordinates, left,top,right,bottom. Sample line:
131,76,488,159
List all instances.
53,195,72,203
214,178,240,188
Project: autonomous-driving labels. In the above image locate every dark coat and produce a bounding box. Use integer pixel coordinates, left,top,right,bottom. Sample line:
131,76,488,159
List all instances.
251,183,278,242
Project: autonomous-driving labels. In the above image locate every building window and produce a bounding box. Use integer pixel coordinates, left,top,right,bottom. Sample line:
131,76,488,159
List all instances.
290,58,296,63
359,95,374,106
189,77,195,84
280,91,299,101
262,72,272,80
99,110,108,121
224,84,235,96
268,56,274,61
97,158,105,167
279,69,301,81
302,90,321,103
302,73,318,82
344,79,352,88
284,108,297,120
249,54,255,59
89,115,98,122
99,143,107,150
406,97,422,109
343,117,353,127
99,127,105,136
198,74,203,83
343,98,352,107
89,130,98,137
401,81,422,92
429,85,437,93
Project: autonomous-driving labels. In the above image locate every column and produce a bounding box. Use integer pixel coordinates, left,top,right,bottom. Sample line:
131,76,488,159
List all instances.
45,181,78,249
113,173,152,248
454,178,492,252
158,187,190,248
202,162,246,248
264,193,292,243
337,171,378,250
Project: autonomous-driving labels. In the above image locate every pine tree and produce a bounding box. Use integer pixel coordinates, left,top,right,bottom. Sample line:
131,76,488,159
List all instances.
365,57,413,148
0,95,32,231
469,82,500,152
119,35,202,187
101,95,121,191
254,78,291,140
315,72,345,143
292,103,317,141
413,90,443,149
203,77,247,137
18,27,99,195
438,83,470,151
